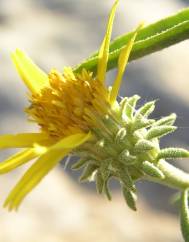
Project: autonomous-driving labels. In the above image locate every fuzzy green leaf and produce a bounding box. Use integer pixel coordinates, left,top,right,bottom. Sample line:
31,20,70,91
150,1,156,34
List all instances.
96,170,104,194
118,149,137,165
120,97,128,110
71,158,89,170
74,8,189,73
142,161,165,179
100,158,112,180
154,113,177,126
79,163,98,182
119,166,136,192
135,101,155,119
104,180,112,201
125,95,140,119
115,128,127,145
134,139,156,153
132,118,155,131
122,186,137,211
146,125,177,140
158,148,189,160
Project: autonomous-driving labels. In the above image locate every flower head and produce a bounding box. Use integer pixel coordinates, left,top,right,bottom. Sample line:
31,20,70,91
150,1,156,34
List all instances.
0,0,132,210
0,0,186,212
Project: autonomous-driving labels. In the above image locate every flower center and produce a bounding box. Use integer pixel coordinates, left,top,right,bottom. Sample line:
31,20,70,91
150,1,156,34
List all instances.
26,68,111,140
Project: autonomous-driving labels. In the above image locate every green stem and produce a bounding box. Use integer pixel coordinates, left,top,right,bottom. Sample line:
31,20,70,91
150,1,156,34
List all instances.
146,159,189,190
74,8,189,74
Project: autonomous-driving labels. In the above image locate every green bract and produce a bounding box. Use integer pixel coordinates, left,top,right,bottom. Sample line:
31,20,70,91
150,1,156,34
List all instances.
72,95,189,212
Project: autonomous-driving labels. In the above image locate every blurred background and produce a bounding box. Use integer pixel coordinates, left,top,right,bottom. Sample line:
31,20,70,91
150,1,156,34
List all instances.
0,0,189,241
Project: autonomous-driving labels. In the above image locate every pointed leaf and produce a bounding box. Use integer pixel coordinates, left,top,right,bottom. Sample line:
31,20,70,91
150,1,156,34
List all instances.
146,125,177,140
119,166,136,192
96,170,104,194
157,148,189,160
119,150,136,165
122,186,137,211
115,128,127,144
142,161,165,179
119,97,128,112
79,163,98,182
135,101,155,119
134,139,156,153
104,180,112,201
71,158,90,170
154,113,176,126
132,118,155,131
125,95,140,119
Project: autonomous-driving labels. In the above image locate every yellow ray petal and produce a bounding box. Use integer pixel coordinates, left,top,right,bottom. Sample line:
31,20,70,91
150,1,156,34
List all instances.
52,132,92,150
97,0,119,83
0,149,37,174
0,133,49,149
4,132,91,210
5,148,70,211
11,49,48,93
109,23,144,105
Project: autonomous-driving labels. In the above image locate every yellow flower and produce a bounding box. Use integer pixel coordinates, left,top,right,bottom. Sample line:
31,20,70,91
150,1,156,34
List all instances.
0,0,141,211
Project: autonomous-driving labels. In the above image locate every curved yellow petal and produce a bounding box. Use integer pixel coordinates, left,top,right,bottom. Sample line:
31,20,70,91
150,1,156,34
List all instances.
52,132,92,150
0,133,49,149
11,49,48,93
97,0,119,83
0,149,37,174
4,132,91,210
4,148,70,211
110,23,144,105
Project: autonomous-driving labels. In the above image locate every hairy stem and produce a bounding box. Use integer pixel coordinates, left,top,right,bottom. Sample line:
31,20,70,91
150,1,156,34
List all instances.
146,159,189,190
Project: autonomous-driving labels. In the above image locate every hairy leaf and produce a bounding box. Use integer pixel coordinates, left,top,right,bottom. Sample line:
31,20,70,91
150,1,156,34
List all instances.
74,8,189,73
